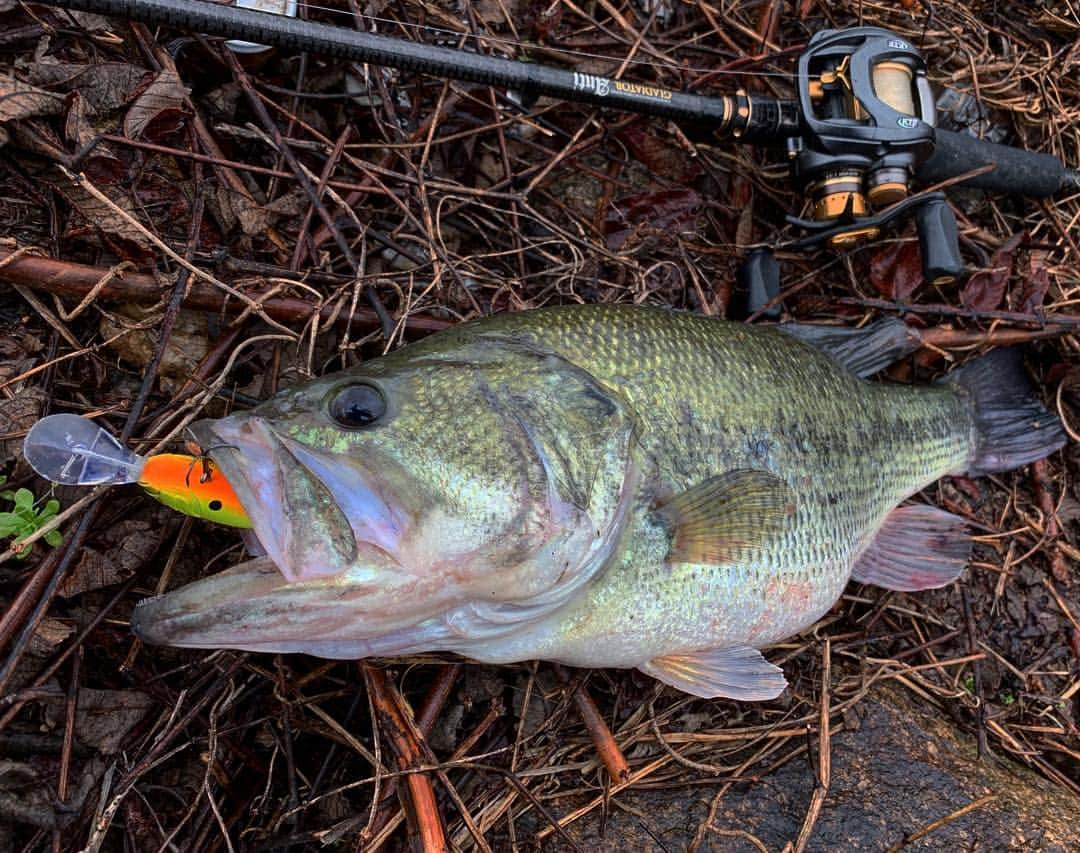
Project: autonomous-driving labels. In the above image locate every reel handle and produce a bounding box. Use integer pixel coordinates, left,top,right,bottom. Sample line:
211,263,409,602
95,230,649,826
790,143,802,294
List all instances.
914,197,964,284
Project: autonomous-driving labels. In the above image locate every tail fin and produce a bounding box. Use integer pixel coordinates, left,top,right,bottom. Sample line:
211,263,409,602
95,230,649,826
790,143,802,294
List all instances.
945,349,1067,476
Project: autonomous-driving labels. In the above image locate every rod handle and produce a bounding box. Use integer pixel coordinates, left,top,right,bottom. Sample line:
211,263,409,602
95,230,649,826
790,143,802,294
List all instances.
918,129,1073,197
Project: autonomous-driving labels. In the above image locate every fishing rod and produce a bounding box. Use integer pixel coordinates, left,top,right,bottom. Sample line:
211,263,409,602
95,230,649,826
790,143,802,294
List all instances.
33,0,1080,289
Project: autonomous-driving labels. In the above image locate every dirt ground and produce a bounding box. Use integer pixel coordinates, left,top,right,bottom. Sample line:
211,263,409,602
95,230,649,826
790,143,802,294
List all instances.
0,0,1077,850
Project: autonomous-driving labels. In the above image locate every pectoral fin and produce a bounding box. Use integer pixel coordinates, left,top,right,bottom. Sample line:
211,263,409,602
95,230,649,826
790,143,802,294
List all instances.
655,470,793,566
641,647,787,700
852,504,970,592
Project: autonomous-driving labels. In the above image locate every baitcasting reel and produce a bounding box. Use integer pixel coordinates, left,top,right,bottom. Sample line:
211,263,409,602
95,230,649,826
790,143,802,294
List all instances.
794,28,936,239
741,28,968,314
786,29,961,280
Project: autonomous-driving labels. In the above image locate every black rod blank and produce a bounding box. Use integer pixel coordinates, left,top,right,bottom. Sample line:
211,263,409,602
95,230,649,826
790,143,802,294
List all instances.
42,0,797,138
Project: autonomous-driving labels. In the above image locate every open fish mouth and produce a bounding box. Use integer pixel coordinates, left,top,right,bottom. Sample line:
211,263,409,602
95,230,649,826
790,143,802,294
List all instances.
185,415,362,584
131,415,409,652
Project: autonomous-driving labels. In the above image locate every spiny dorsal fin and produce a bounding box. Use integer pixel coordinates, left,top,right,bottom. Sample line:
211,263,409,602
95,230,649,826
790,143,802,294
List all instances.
654,469,794,566
641,646,787,700
852,504,970,592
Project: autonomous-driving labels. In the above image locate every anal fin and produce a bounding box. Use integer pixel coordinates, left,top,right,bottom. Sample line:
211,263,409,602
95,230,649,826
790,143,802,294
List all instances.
640,646,787,700
852,504,970,592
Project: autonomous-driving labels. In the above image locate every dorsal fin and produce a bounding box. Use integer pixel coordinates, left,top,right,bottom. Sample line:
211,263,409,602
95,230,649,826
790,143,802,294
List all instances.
779,318,922,378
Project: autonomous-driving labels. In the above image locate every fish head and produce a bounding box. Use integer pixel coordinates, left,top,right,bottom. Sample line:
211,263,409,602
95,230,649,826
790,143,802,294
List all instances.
132,332,637,656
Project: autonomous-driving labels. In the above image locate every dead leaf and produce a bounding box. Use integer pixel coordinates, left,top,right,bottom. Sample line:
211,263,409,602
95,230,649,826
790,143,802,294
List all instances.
60,513,172,597
43,163,158,253
470,0,525,25
45,689,155,754
0,76,64,122
617,124,703,185
262,186,307,218
63,92,127,183
0,760,68,829
98,300,211,392
63,89,97,148
65,10,118,32
1017,249,1051,313
527,0,563,39
8,119,68,161
29,61,148,113
961,231,1025,311
0,752,107,830
0,385,46,466
215,185,307,237
123,69,190,139
606,188,700,250
732,175,754,247
26,617,76,660
869,239,923,300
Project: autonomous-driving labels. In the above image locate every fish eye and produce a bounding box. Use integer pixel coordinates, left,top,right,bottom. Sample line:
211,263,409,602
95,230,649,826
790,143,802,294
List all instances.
329,383,386,429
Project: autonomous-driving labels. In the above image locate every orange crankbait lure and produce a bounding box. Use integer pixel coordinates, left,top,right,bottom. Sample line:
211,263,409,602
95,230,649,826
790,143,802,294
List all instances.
23,414,251,528
137,453,251,528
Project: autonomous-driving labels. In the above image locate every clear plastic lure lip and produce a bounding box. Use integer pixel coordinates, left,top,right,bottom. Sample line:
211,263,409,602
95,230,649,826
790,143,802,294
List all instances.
23,414,146,486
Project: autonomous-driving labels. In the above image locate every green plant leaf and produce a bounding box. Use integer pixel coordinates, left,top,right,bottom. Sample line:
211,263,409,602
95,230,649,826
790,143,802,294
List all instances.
14,488,34,510
44,529,62,547
0,514,23,537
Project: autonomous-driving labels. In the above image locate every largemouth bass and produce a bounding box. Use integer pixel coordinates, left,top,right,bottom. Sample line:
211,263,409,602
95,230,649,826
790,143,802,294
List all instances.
133,306,1066,699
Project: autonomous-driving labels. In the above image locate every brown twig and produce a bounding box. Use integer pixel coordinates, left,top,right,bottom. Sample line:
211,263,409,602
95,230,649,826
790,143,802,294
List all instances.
0,248,450,336
51,646,80,853
365,663,462,843
793,638,832,853
362,665,447,852
919,326,1074,347
554,665,630,783
839,296,1080,328
884,793,998,851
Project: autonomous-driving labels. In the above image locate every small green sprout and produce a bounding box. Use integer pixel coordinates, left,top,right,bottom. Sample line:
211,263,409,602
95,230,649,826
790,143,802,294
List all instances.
0,475,62,558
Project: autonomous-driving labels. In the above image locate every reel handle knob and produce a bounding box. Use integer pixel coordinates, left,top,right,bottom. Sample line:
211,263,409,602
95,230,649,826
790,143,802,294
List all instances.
737,248,782,319
915,197,964,284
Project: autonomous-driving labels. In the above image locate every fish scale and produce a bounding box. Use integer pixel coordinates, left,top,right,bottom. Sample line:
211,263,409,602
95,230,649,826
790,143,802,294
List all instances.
131,305,1065,700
